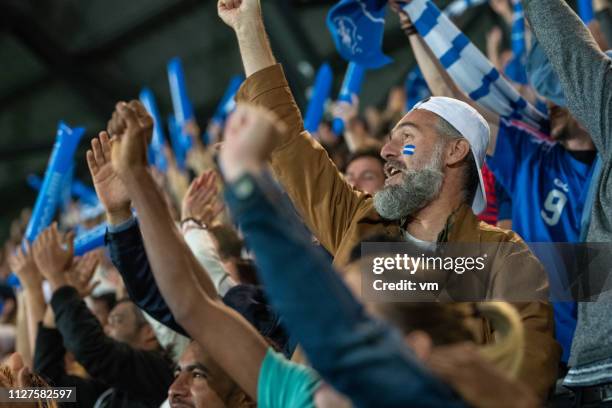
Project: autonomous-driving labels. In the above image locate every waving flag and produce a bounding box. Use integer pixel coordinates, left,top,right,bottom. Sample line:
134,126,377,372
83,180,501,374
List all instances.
401,0,547,130
504,0,528,84
327,0,392,69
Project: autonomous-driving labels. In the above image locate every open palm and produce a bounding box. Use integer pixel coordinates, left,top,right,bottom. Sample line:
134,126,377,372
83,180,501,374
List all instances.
86,131,130,213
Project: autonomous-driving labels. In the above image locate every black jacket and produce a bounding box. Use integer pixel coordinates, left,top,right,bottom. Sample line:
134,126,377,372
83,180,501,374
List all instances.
106,221,293,356
34,286,174,407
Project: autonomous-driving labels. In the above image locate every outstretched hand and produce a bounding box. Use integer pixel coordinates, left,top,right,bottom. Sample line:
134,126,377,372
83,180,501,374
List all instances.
8,242,42,290
182,170,225,227
31,223,74,291
66,252,100,299
87,131,132,224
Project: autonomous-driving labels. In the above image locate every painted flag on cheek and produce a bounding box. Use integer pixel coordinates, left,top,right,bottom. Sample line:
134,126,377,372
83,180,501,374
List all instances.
403,144,416,155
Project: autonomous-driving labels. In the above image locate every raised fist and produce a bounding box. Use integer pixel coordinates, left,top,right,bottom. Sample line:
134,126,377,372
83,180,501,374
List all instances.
106,100,153,179
218,104,285,181
217,0,262,31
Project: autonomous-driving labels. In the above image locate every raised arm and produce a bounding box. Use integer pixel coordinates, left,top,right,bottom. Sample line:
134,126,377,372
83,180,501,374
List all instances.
218,0,367,255
107,100,268,400
8,244,45,360
87,133,233,332
393,6,500,154
524,0,612,155
218,104,466,408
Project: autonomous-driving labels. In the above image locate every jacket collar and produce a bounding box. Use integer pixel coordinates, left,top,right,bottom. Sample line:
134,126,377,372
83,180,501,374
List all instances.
398,203,480,243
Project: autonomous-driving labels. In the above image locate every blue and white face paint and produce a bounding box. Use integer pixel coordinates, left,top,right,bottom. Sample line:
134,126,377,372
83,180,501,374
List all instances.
403,144,416,156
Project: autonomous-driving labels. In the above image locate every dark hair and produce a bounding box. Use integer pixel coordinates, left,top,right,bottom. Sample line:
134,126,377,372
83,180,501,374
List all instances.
234,259,260,286
344,148,385,173
91,292,117,314
209,225,244,260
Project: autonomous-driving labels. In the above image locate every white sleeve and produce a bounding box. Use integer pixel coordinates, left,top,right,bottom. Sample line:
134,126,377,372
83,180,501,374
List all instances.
182,224,237,296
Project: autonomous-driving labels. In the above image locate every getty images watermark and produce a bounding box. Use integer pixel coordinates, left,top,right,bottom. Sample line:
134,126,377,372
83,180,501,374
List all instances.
359,242,612,302
371,252,488,292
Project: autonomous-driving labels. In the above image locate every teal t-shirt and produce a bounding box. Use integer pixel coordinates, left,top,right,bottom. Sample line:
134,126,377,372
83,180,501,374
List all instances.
257,348,321,408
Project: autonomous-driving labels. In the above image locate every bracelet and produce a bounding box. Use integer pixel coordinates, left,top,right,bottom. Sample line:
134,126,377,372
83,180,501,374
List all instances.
180,217,208,230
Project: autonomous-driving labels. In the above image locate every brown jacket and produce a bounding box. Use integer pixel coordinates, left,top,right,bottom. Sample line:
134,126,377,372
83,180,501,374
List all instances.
236,63,561,398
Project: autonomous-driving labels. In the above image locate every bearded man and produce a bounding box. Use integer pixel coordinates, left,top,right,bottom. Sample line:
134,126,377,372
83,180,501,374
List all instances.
217,0,560,398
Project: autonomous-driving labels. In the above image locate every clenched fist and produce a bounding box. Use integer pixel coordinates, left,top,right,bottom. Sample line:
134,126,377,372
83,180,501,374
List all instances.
106,100,153,180
218,104,285,182
217,0,262,31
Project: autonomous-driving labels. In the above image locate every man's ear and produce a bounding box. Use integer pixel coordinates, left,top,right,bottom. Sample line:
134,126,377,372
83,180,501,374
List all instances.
404,330,434,361
445,138,471,167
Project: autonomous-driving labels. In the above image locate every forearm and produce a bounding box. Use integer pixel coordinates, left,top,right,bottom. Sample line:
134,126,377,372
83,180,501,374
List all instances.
124,168,266,399
107,221,188,335
15,291,32,366
409,34,500,151
235,18,276,77
123,169,218,322
22,286,46,357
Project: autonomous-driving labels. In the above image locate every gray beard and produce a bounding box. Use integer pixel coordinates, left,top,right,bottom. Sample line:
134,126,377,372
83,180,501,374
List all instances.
373,145,445,220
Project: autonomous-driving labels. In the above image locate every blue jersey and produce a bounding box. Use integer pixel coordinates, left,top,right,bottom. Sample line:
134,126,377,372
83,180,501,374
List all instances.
487,118,596,363
488,119,594,243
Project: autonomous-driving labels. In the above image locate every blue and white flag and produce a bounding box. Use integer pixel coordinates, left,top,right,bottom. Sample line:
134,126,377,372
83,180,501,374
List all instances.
403,144,416,155
504,0,528,84
443,0,487,18
401,0,547,130
327,0,393,69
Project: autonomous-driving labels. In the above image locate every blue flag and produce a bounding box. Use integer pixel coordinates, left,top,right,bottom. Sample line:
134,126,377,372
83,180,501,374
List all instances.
327,0,392,69
504,0,528,85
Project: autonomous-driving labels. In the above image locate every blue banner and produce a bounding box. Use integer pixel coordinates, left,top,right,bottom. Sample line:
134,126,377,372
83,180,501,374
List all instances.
74,222,107,256
140,88,168,172
167,115,186,170
167,57,195,162
304,63,334,133
24,122,85,243
28,175,99,207
332,62,366,135
212,75,244,126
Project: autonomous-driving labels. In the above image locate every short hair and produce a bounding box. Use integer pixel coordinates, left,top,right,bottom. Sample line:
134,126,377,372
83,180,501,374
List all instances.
91,292,117,313
436,116,479,205
344,148,385,173
209,225,244,260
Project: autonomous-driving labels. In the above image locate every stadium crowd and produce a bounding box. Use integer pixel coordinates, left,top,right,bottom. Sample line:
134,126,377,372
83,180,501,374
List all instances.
0,0,611,406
